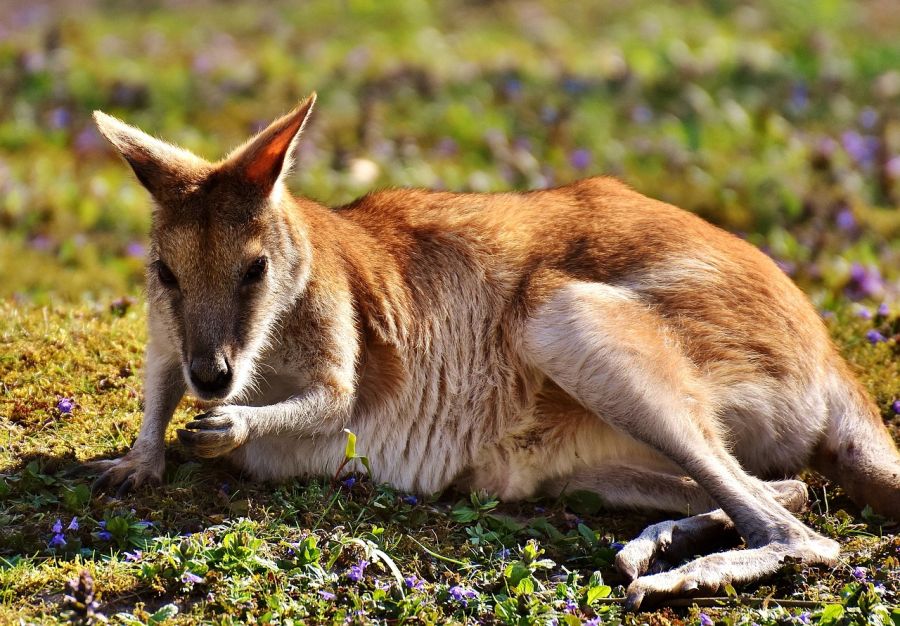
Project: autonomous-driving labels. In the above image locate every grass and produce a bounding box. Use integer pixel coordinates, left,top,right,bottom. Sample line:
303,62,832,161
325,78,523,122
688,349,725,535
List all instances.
1,0,900,623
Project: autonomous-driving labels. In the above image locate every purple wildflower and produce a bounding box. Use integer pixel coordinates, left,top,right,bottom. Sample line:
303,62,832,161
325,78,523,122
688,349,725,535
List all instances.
125,241,145,259
375,579,391,591
798,612,811,624
846,263,884,300
52,519,64,534
124,550,142,562
342,477,356,489
866,330,887,344
96,520,112,541
569,149,591,170
775,260,797,276
540,106,559,124
892,400,900,415
405,575,426,590
29,235,53,251
835,208,856,231
448,585,477,606
49,533,67,548
503,78,523,99
402,494,418,505
877,303,890,317
611,541,625,551
790,82,809,111
852,566,866,580
435,137,459,156
564,598,577,612
57,398,74,414
842,131,879,166
496,547,511,559
348,559,369,582
67,517,79,531
859,107,878,130
856,307,872,320
631,105,653,124
699,614,714,626
75,127,103,153
562,77,588,95
50,107,71,130
318,590,336,600
584,619,601,626
181,571,203,584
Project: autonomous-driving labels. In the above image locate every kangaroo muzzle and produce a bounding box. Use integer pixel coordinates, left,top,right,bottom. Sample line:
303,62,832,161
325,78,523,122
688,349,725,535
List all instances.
188,352,233,398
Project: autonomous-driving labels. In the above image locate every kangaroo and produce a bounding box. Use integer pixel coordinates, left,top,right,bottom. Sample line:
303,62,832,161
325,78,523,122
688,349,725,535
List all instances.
90,94,900,608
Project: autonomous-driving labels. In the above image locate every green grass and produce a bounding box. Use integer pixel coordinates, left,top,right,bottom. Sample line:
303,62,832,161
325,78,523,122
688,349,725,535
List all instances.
1,0,900,623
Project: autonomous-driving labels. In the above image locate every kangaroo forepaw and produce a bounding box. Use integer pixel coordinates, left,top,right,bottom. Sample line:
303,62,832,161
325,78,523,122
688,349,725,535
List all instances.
88,450,164,496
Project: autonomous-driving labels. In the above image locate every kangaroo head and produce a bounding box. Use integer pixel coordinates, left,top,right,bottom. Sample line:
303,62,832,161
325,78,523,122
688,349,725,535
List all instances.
94,94,317,401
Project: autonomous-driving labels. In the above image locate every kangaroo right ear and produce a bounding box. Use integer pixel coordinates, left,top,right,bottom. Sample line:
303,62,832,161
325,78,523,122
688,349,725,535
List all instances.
93,111,209,202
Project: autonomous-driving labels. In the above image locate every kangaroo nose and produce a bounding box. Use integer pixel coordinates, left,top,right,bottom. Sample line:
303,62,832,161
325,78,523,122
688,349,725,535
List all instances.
189,354,232,396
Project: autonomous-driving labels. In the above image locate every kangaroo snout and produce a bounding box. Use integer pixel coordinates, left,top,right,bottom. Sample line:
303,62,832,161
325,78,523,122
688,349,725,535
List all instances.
188,352,233,398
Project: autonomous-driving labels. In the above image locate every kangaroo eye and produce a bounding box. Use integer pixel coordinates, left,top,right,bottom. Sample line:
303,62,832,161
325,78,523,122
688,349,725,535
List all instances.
155,261,179,289
242,256,268,285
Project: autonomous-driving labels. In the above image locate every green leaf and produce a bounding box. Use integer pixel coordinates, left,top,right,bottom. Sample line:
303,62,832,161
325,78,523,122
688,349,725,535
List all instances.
493,597,518,623
515,577,535,595
505,561,532,587
343,429,357,460
577,523,596,546
148,603,179,624
528,517,565,542
586,585,611,605
451,505,479,523
62,484,90,510
358,455,373,476
107,516,130,537
564,490,603,516
819,603,844,625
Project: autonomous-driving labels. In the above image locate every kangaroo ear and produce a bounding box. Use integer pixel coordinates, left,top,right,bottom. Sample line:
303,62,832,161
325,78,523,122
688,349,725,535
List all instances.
226,93,316,194
93,111,209,202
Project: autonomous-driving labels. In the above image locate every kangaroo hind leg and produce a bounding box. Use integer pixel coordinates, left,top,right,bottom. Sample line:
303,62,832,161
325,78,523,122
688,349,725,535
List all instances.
522,282,837,608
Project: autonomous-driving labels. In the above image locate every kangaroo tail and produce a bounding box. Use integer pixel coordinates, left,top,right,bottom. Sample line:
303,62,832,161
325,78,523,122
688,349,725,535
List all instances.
812,361,900,519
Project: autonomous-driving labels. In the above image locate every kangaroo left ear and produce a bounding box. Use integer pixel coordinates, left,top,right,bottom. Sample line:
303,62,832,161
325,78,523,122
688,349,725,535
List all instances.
226,93,317,194
93,111,210,204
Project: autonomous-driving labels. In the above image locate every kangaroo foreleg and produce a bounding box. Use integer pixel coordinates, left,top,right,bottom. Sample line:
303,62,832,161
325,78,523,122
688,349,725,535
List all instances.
177,382,352,458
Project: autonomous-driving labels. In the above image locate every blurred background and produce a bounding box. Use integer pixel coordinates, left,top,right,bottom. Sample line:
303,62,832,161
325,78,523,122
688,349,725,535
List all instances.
0,0,898,308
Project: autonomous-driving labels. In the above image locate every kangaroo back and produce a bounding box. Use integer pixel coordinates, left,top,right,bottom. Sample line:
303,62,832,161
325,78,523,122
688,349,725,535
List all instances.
813,360,900,518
